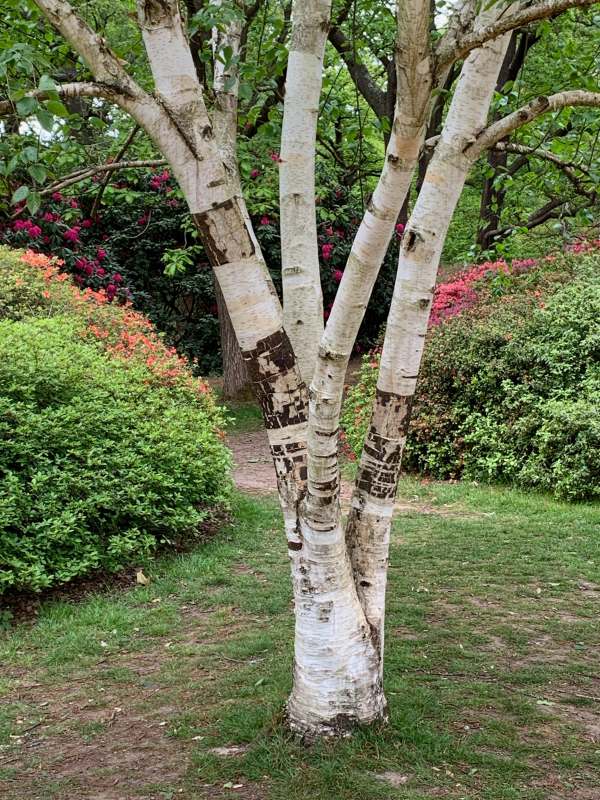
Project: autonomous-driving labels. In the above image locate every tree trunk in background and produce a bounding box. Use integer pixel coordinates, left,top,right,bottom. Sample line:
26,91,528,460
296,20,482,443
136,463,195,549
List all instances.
215,279,251,400
477,30,536,250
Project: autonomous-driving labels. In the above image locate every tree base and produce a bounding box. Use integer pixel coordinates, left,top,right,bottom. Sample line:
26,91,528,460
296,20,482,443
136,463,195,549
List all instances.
285,692,388,741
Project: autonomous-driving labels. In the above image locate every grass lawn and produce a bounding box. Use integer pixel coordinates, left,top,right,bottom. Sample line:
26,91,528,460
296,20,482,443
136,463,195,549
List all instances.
1,479,599,799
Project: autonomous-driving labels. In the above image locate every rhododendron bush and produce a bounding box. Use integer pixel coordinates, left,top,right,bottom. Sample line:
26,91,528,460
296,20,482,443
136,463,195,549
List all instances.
0,247,231,593
342,246,600,501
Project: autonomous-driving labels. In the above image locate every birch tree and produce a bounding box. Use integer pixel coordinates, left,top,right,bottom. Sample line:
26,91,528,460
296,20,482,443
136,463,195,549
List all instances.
17,0,600,737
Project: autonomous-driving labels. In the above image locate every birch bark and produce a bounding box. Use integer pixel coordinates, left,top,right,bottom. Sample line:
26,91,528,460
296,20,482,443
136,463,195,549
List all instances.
279,0,331,383
345,6,515,663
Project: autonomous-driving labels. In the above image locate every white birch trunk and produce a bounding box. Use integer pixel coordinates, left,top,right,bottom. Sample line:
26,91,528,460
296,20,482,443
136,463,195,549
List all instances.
279,0,331,384
305,0,433,535
345,7,515,662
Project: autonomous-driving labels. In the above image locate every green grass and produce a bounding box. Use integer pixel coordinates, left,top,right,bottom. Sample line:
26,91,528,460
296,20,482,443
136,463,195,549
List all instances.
225,399,264,433
1,480,599,799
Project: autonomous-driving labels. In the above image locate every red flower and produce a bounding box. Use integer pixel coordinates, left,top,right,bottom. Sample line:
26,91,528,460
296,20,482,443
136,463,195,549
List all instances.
63,227,80,243
260,216,270,226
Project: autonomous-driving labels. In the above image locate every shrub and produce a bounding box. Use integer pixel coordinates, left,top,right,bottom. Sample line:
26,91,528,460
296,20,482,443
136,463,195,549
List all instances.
342,247,600,501
0,248,231,593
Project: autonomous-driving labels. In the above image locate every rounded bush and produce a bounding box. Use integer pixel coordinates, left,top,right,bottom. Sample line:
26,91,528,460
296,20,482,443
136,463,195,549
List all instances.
342,248,600,501
0,248,231,593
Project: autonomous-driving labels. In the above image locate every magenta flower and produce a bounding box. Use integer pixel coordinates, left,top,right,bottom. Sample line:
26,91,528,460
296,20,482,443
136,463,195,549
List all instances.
395,223,405,236
13,219,30,231
84,264,93,276
27,225,42,238
69,199,79,209
322,243,334,261
96,248,107,261
96,267,106,277
260,216,270,226
81,219,93,228
63,227,80,243
112,273,123,283
106,284,117,300
269,152,281,163
43,212,54,222
51,191,62,201
333,269,343,282
250,169,260,179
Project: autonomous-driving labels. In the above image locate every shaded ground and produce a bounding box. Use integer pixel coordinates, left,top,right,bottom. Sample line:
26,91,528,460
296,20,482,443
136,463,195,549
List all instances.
1,482,599,799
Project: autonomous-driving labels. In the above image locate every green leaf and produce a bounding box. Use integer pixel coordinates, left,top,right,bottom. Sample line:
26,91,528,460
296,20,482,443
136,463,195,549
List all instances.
11,184,29,204
26,191,41,215
16,96,38,116
38,74,57,92
28,163,47,183
45,99,69,117
35,108,54,131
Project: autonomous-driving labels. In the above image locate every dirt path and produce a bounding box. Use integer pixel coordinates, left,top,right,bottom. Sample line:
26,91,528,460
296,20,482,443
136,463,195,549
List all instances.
228,429,352,502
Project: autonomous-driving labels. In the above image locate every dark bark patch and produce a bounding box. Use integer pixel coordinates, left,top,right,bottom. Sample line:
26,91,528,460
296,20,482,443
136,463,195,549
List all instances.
288,540,303,551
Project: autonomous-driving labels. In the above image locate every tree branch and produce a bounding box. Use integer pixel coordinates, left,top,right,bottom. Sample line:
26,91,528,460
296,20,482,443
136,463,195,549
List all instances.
328,25,387,120
90,125,140,216
494,140,596,198
40,159,167,196
0,82,129,116
467,90,600,157
436,0,598,75
31,0,145,100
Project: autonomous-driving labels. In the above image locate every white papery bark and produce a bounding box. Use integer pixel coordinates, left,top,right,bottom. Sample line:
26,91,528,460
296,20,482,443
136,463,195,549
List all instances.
305,0,433,535
279,0,331,384
345,6,515,658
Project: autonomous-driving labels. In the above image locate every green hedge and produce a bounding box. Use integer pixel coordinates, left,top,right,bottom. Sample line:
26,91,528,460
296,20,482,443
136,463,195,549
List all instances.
342,252,600,501
0,249,231,593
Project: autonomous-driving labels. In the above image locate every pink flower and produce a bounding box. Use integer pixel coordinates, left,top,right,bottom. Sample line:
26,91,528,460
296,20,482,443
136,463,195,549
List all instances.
106,284,117,300
250,169,260,179
325,226,334,236
75,258,87,271
81,218,93,228
260,216,270,226
160,170,170,182
63,227,80,243
332,269,343,282
43,212,54,222
84,264,94,276
321,243,334,261
395,222,405,236
27,225,42,238
13,219,30,231
150,178,162,190
96,248,107,261
96,267,106,277
166,199,179,208
112,273,123,283
69,199,79,209
269,152,281,163
51,192,62,201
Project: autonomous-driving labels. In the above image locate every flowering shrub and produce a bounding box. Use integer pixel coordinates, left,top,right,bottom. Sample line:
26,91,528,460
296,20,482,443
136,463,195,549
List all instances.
0,247,231,593
341,246,600,500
